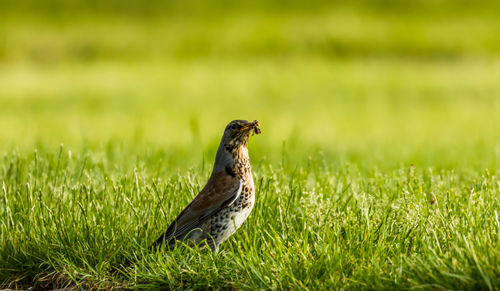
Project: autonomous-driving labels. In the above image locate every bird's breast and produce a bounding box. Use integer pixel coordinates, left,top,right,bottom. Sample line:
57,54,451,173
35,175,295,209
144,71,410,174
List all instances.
225,181,255,229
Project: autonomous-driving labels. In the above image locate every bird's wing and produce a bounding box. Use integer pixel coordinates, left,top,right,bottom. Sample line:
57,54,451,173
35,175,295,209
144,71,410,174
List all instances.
153,171,242,248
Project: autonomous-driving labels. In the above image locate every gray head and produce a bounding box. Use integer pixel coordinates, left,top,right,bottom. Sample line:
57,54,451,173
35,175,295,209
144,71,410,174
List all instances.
213,120,260,173
221,120,260,151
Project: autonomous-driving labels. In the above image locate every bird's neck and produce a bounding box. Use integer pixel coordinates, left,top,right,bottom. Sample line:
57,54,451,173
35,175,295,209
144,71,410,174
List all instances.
233,145,249,162
213,143,251,179
231,145,252,180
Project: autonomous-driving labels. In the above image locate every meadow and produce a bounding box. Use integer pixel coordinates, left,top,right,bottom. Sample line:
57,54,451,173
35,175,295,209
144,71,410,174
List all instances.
0,1,499,289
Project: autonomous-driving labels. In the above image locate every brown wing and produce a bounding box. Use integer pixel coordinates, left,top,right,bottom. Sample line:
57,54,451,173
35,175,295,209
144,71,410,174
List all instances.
152,171,242,248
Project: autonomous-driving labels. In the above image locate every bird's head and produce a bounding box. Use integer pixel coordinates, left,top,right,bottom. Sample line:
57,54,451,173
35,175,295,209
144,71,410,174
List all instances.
222,120,261,151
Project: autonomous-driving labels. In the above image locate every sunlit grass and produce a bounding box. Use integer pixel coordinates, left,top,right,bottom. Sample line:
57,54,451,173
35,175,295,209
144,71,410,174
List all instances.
0,148,498,289
0,57,498,168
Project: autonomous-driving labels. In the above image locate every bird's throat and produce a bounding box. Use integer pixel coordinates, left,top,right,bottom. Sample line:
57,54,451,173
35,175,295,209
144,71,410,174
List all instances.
214,143,251,180
229,145,251,180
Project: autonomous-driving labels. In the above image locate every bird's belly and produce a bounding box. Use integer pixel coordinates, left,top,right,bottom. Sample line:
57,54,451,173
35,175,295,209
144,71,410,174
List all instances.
208,194,254,243
231,203,253,230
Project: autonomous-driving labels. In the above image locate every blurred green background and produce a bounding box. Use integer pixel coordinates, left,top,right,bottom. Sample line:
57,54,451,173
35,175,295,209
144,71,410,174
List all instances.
0,0,499,168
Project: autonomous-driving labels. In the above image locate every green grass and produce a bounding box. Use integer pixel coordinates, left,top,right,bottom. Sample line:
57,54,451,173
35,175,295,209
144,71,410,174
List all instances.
1,1,500,289
0,147,498,289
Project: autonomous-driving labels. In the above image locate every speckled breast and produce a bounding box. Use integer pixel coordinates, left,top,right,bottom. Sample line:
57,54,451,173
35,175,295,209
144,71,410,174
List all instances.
206,178,255,246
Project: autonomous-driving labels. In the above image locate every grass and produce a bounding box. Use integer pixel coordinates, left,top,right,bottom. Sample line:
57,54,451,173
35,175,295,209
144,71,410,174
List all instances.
1,57,498,169
0,147,498,289
1,1,500,289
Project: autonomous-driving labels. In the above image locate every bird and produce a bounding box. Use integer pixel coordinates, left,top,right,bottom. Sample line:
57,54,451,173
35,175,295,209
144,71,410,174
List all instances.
152,119,261,253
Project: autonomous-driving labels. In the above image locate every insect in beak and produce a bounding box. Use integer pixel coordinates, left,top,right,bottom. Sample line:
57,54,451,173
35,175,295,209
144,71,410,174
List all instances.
251,120,261,135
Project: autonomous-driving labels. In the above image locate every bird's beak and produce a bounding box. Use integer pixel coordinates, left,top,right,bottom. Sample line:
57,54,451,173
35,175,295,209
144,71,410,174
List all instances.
242,120,261,135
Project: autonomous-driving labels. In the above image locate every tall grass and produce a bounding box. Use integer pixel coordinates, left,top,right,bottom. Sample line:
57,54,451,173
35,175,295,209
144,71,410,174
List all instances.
0,147,498,289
